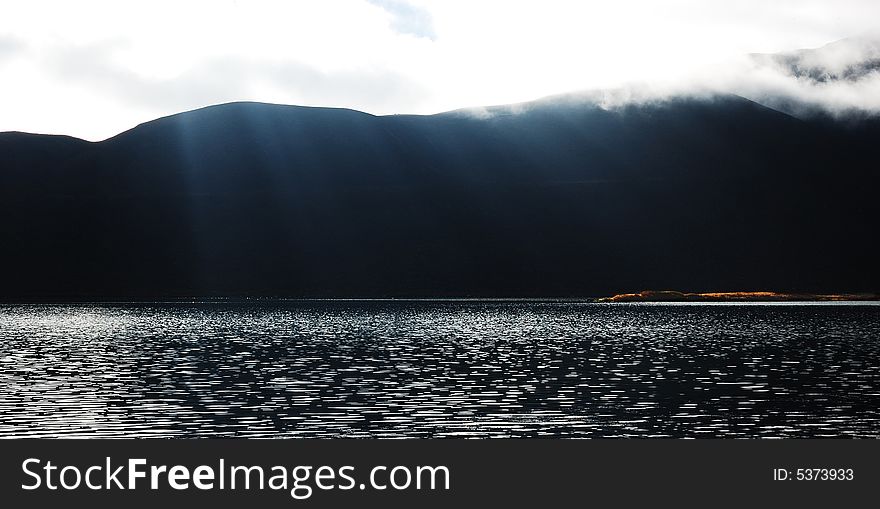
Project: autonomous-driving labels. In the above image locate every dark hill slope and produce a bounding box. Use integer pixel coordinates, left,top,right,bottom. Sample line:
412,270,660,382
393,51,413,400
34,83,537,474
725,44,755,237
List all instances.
0,96,877,298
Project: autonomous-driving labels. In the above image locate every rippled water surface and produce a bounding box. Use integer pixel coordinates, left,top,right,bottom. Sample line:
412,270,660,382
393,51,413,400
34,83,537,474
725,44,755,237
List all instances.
2,301,879,438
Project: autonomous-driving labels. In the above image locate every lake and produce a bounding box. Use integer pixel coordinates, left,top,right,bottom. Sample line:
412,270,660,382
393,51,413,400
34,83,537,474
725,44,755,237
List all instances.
1,301,879,438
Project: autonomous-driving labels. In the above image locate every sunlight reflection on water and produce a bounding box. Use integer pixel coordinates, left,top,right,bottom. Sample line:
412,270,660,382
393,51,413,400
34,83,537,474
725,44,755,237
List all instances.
1,301,879,438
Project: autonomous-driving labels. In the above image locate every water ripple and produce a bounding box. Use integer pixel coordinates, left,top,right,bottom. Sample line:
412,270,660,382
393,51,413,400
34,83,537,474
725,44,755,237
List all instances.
1,301,879,438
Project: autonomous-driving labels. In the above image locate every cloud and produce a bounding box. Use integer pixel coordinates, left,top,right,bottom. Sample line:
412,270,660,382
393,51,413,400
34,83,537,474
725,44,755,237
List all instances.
366,0,436,40
40,38,428,134
703,36,880,117
0,35,24,63
2,1,880,138
502,35,880,120
760,35,880,81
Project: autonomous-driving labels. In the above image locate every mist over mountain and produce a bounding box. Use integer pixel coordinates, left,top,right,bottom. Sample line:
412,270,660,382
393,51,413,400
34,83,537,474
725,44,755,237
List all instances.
755,36,880,84
1,89,878,299
559,37,880,121
737,36,880,118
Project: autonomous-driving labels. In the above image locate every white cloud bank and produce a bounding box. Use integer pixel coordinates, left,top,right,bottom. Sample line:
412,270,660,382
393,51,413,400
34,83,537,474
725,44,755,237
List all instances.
0,0,879,140
732,36,880,116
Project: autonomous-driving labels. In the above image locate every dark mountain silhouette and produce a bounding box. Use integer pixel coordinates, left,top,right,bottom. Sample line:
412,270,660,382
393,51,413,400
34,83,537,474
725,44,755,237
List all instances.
1,95,878,299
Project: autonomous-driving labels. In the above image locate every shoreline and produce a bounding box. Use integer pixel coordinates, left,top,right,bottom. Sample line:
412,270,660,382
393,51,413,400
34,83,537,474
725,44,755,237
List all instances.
597,290,880,303
0,293,879,305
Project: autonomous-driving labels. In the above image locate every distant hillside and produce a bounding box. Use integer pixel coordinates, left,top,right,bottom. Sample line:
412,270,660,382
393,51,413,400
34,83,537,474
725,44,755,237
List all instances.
1,95,878,299
748,36,880,118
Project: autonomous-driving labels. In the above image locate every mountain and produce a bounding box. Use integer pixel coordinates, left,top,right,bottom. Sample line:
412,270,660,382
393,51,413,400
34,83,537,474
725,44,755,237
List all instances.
748,36,880,118
0,95,878,299
752,36,880,84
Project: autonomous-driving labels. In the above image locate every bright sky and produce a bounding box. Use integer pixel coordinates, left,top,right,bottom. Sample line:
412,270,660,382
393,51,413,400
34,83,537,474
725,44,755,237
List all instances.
1,0,878,140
